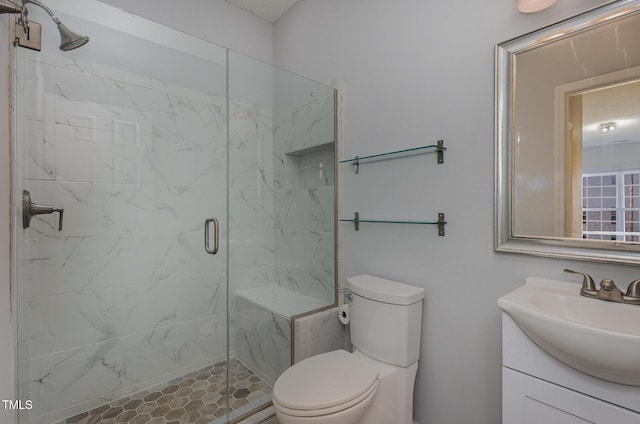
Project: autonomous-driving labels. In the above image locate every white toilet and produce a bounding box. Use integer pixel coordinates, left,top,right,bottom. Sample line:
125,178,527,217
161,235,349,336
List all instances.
272,274,425,424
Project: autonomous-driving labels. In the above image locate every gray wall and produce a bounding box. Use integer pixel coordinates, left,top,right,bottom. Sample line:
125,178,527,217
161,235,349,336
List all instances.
273,1,638,424
98,0,273,64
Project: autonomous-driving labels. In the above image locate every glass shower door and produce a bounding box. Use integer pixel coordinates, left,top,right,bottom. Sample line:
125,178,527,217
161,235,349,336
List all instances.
227,52,336,421
13,4,230,423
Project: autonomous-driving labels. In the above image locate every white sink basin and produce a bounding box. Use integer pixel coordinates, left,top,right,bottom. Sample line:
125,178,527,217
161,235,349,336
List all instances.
498,277,640,386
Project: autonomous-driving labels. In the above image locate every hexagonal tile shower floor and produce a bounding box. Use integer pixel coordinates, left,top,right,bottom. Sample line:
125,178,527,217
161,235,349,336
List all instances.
58,359,272,424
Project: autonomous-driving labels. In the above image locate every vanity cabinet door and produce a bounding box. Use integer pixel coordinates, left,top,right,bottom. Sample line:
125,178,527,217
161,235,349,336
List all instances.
503,368,640,424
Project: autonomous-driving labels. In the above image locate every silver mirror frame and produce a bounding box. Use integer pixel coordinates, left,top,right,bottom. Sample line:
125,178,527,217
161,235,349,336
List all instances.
495,0,640,265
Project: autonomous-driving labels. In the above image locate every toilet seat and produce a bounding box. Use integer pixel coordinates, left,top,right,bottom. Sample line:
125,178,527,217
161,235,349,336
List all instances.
273,350,379,417
274,378,378,418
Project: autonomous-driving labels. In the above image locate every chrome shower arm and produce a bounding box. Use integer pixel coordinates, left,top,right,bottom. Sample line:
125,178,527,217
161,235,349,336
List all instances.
22,0,60,23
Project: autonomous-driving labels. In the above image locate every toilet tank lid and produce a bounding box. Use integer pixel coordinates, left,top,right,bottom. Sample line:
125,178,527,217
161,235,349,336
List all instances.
347,274,424,305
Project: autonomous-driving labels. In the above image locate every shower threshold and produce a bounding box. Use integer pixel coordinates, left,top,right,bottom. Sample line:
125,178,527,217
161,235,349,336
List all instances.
56,358,272,424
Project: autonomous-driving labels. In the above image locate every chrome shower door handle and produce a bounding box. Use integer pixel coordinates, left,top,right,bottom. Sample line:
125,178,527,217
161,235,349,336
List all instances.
204,218,219,255
22,190,64,231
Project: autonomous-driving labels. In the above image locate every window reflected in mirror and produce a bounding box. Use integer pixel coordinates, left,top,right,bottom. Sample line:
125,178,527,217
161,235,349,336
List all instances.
511,9,640,241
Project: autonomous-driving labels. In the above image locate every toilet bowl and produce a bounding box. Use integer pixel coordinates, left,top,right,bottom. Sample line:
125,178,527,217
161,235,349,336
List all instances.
273,350,379,424
272,275,425,424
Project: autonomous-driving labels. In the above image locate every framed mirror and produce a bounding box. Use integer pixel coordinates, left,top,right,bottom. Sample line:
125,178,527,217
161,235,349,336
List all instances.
496,0,640,264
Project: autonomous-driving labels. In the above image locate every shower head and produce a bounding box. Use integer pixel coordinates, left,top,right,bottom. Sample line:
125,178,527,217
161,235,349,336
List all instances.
23,0,89,51
56,21,89,51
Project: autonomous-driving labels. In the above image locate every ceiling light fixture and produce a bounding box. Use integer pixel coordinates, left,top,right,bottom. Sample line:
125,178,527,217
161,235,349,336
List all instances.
518,0,557,13
598,122,617,134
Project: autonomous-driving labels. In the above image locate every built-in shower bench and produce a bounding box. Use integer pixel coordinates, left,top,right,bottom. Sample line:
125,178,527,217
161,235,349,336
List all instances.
233,285,329,385
235,284,329,318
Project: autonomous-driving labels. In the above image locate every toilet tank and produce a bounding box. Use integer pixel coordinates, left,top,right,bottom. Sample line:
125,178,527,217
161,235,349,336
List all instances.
347,275,425,367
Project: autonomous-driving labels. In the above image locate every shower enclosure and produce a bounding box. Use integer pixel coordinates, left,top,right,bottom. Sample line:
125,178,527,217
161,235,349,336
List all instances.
11,1,336,423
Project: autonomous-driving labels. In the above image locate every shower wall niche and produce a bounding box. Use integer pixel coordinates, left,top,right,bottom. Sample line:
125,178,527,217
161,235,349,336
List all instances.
12,2,336,424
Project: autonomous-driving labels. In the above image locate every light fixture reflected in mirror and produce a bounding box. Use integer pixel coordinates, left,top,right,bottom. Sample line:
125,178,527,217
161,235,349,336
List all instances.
598,121,617,133
518,0,557,13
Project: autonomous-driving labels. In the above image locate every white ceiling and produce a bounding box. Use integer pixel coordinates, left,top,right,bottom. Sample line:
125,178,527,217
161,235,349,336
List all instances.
226,0,298,23
582,80,640,148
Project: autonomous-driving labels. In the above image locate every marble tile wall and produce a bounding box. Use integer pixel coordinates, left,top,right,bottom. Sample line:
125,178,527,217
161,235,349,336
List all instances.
228,101,276,288
233,296,290,386
272,82,336,306
16,49,230,424
293,308,345,364
227,97,279,387
234,284,329,385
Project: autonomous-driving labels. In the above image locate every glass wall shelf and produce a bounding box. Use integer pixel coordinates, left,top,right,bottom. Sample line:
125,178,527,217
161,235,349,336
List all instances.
339,140,445,173
340,212,446,236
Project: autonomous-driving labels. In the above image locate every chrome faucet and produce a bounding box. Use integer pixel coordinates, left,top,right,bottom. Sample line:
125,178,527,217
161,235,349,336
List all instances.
624,280,640,305
563,269,597,298
598,279,624,303
563,269,640,306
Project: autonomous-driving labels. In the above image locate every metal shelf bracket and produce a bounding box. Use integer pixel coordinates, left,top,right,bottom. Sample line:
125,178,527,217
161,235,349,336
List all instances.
438,213,446,236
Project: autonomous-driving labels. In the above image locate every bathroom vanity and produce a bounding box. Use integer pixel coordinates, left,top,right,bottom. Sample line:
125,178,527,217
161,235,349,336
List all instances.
502,313,640,423
493,0,640,420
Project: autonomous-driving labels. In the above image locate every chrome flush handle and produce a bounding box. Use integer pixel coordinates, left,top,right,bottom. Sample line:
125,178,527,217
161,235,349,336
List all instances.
22,190,64,231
